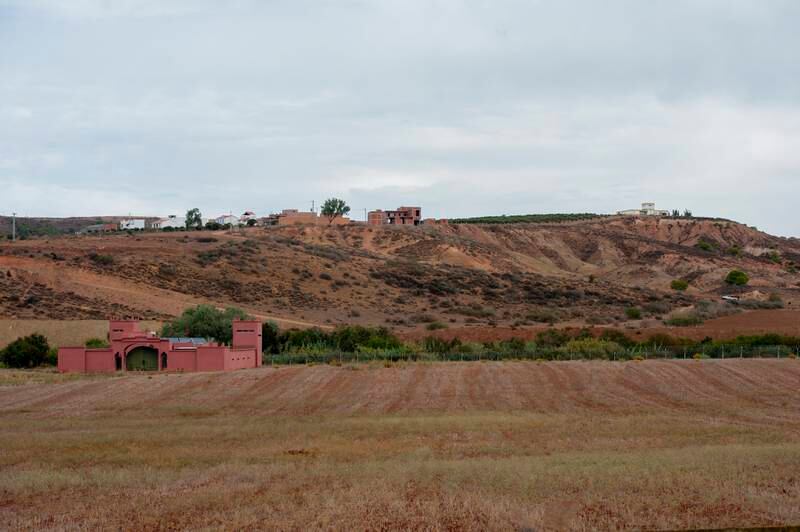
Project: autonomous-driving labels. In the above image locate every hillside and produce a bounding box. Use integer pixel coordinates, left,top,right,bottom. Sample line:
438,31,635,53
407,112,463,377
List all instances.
0,217,798,334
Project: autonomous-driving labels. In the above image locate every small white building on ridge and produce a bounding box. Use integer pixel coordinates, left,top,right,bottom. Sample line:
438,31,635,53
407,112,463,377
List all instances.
119,219,146,230
617,202,670,217
152,215,186,230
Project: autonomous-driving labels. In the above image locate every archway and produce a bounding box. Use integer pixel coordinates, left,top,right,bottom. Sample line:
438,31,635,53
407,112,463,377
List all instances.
161,352,168,370
126,346,158,371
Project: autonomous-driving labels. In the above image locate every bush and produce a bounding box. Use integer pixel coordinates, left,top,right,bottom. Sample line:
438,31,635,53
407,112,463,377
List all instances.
88,253,114,266
695,240,715,252
725,270,749,286
426,321,448,331
597,329,634,348
563,339,622,359
85,338,109,348
625,307,642,320
422,336,462,354
536,329,571,348
670,279,689,291
0,333,50,368
665,312,703,327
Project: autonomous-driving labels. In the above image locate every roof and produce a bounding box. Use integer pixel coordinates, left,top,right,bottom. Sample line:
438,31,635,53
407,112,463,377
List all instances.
163,337,208,345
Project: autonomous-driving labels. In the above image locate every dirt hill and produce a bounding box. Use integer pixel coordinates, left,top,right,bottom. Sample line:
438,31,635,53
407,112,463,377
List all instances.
0,217,798,335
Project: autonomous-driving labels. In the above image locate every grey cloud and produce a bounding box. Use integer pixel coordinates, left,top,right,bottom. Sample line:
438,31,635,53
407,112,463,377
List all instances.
0,1,799,235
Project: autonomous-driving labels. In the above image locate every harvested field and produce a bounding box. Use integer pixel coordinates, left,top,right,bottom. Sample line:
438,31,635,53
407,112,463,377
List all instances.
2,360,800,530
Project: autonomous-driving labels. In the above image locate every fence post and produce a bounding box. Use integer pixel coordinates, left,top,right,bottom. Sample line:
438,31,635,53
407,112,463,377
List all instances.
722,345,725,359
740,346,743,359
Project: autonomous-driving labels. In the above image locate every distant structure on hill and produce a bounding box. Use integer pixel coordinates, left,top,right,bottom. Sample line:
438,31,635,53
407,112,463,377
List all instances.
152,215,185,230
119,218,146,230
617,202,670,217
368,206,422,226
58,320,262,373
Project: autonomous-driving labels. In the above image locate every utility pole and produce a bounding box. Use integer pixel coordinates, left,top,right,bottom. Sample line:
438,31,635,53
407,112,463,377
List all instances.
311,200,315,213
364,208,367,222
11,212,16,242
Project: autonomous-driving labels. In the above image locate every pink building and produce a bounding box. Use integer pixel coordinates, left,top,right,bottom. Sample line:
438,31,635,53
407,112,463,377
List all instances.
58,320,262,373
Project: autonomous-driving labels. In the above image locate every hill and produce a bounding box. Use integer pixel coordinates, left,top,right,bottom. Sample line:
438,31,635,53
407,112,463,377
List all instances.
0,217,798,336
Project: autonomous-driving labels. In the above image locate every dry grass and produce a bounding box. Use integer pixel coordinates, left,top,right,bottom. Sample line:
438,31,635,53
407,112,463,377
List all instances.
2,360,800,530
0,319,162,349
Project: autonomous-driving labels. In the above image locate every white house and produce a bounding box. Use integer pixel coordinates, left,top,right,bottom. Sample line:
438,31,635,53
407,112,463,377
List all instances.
153,215,186,230
240,211,257,223
617,202,670,217
119,219,145,230
215,214,239,226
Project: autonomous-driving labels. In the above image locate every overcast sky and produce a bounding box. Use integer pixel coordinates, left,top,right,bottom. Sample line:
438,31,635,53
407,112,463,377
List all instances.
1,1,799,235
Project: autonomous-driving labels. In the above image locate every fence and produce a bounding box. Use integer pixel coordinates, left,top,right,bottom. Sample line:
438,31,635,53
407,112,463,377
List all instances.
264,345,800,365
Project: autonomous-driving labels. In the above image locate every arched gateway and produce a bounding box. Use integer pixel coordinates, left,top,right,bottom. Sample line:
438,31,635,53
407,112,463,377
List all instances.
126,346,159,371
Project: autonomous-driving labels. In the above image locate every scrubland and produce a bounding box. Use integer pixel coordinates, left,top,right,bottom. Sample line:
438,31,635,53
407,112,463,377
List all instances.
2,360,800,530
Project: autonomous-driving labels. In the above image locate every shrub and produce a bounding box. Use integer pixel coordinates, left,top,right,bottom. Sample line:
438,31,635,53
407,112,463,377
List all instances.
319,272,333,281
88,253,114,266
0,333,50,368
625,307,642,320
665,312,703,327
563,339,622,359
525,309,560,324
725,270,749,286
85,338,109,348
454,305,495,319
422,336,461,354
411,313,437,324
670,279,689,291
536,329,571,348
599,329,635,348
727,245,742,257
695,240,715,252
426,321,448,331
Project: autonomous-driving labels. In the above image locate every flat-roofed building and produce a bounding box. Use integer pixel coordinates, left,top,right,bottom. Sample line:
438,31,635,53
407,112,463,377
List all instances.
368,206,422,226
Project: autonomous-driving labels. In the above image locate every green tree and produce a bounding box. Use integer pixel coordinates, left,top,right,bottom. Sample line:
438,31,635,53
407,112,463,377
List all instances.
0,333,50,368
186,208,202,230
671,209,680,217
683,209,693,218
161,305,251,345
262,321,281,354
725,270,749,286
320,198,351,224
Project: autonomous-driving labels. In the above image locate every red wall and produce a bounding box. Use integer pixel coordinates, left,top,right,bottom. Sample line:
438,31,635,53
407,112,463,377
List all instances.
58,321,263,373
58,347,87,372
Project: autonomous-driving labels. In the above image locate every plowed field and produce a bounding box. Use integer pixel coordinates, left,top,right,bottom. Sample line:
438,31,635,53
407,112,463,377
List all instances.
2,360,800,530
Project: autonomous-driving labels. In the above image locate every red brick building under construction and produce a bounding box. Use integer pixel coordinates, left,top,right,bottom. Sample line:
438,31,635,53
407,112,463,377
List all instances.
367,206,422,226
58,320,262,373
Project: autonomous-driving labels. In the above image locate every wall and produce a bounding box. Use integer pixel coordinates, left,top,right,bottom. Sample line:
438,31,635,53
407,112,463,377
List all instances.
85,348,115,372
58,347,87,372
167,348,198,372
195,346,227,372
225,348,257,370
